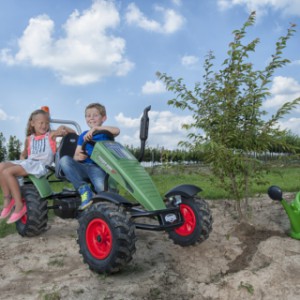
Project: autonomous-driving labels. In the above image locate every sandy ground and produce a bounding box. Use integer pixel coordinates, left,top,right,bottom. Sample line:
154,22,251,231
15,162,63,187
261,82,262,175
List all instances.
0,195,300,300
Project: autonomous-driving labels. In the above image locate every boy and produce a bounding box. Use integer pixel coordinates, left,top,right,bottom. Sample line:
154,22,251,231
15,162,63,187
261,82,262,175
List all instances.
59,103,120,210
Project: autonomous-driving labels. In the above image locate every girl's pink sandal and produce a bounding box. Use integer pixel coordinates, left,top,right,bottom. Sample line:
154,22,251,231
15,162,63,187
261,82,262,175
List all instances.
0,198,15,219
7,204,27,224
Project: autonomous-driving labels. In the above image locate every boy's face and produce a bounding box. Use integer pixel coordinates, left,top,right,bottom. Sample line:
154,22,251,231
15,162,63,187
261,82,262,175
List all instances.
85,107,107,128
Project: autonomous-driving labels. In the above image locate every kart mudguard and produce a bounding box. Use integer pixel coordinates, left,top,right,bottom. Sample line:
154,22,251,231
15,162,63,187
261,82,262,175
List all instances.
164,184,202,198
28,175,53,198
93,191,135,206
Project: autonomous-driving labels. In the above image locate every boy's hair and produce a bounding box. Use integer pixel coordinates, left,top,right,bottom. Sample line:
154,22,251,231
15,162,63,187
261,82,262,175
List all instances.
25,109,50,136
85,103,106,117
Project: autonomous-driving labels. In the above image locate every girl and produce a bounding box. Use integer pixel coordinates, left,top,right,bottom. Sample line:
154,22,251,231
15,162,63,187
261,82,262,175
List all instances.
0,109,74,224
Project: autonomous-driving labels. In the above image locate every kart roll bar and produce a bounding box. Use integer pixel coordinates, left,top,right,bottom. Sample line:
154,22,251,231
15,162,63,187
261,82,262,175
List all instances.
50,118,82,135
41,106,82,134
138,105,151,162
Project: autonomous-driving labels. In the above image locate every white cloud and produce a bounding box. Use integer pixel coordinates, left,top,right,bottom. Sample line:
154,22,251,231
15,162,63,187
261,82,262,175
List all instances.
0,109,8,120
115,112,140,128
142,80,166,94
264,76,300,108
217,0,300,17
150,111,193,134
181,55,199,67
0,49,17,66
0,108,18,121
270,76,300,95
217,0,233,11
116,110,193,149
172,0,182,6
125,3,184,34
278,117,300,136
292,59,300,64
0,0,134,85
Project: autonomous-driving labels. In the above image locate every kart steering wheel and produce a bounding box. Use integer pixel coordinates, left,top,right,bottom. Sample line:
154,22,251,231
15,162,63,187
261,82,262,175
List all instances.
81,130,114,157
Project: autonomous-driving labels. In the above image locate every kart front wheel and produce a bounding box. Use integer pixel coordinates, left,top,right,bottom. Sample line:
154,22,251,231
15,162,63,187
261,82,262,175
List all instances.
168,197,213,246
77,202,136,274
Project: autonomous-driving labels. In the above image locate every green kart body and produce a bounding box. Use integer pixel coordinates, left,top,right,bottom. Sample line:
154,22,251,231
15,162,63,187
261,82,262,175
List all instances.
27,175,52,198
91,140,165,211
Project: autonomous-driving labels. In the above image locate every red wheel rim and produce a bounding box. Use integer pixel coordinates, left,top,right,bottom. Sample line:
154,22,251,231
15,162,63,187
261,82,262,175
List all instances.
20,200,27,224
175,204,196,236
86,219,113,259
20,213,27,224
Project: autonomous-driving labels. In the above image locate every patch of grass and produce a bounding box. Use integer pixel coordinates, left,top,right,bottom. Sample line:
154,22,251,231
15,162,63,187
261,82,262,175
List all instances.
48,255,65,267
119,261,146,275
21,269,34,275
0,220,18,238
47,259,64,267
41,291,61,300
73,289,85,296
38,285,62,300
238,281,254,295
148,287,161,299
152,172,226,199
96,272,109,280
151,164,300,199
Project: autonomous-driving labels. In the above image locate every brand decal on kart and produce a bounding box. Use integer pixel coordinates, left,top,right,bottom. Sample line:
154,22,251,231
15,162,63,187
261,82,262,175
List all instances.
97,156,117,174
165,213,177,223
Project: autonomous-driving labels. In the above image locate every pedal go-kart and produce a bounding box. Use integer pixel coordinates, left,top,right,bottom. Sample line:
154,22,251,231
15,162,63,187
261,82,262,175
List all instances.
14,106,213,274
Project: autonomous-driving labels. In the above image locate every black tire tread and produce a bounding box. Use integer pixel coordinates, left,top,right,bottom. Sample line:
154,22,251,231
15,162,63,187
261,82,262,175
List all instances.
16,185,48,237
168,197,213,246
77,202,136,274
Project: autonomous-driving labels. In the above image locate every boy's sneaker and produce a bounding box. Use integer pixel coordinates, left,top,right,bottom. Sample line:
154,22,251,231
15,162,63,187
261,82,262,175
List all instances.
78,184,93,210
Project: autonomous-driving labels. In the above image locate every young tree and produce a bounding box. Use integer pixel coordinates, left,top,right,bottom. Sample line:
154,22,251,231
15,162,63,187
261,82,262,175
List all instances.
7,135,22,160
158,12,300,220
0,132,7,162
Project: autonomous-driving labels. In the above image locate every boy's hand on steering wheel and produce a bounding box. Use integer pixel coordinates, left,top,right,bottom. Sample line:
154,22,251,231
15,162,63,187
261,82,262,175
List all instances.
84,128,98,141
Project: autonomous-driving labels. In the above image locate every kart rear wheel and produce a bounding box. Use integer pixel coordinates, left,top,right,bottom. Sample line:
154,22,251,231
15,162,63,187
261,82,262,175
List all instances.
16,184,48,237
168,197,213,246
77,202,136,274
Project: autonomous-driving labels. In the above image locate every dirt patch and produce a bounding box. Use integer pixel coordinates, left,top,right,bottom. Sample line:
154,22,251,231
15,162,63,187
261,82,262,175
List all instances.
227,222,286,274
0,195,300,300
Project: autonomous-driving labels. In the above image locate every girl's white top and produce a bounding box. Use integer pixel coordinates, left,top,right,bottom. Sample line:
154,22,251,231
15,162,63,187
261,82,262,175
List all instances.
12,132,55,178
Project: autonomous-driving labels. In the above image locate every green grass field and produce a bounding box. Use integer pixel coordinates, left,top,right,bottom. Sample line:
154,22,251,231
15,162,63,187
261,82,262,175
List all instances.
1,164,300,237
150,164,300,199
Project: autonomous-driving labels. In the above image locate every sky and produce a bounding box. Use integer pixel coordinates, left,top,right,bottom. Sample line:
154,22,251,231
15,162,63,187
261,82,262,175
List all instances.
0,0,300,150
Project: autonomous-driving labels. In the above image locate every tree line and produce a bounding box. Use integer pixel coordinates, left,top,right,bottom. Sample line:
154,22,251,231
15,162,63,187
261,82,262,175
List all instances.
0,133,22,162
1,130,300,163
128,130,300,163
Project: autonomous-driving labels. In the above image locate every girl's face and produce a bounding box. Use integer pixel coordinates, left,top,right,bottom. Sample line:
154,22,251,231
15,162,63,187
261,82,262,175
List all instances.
85,107,106,128
31,114,50,135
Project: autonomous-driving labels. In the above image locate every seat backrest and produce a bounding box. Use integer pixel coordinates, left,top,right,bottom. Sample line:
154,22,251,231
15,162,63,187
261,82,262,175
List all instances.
55,132,79,180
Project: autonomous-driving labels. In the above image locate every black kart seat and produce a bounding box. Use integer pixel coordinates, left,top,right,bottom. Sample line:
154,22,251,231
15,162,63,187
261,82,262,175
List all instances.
55,132,79,180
